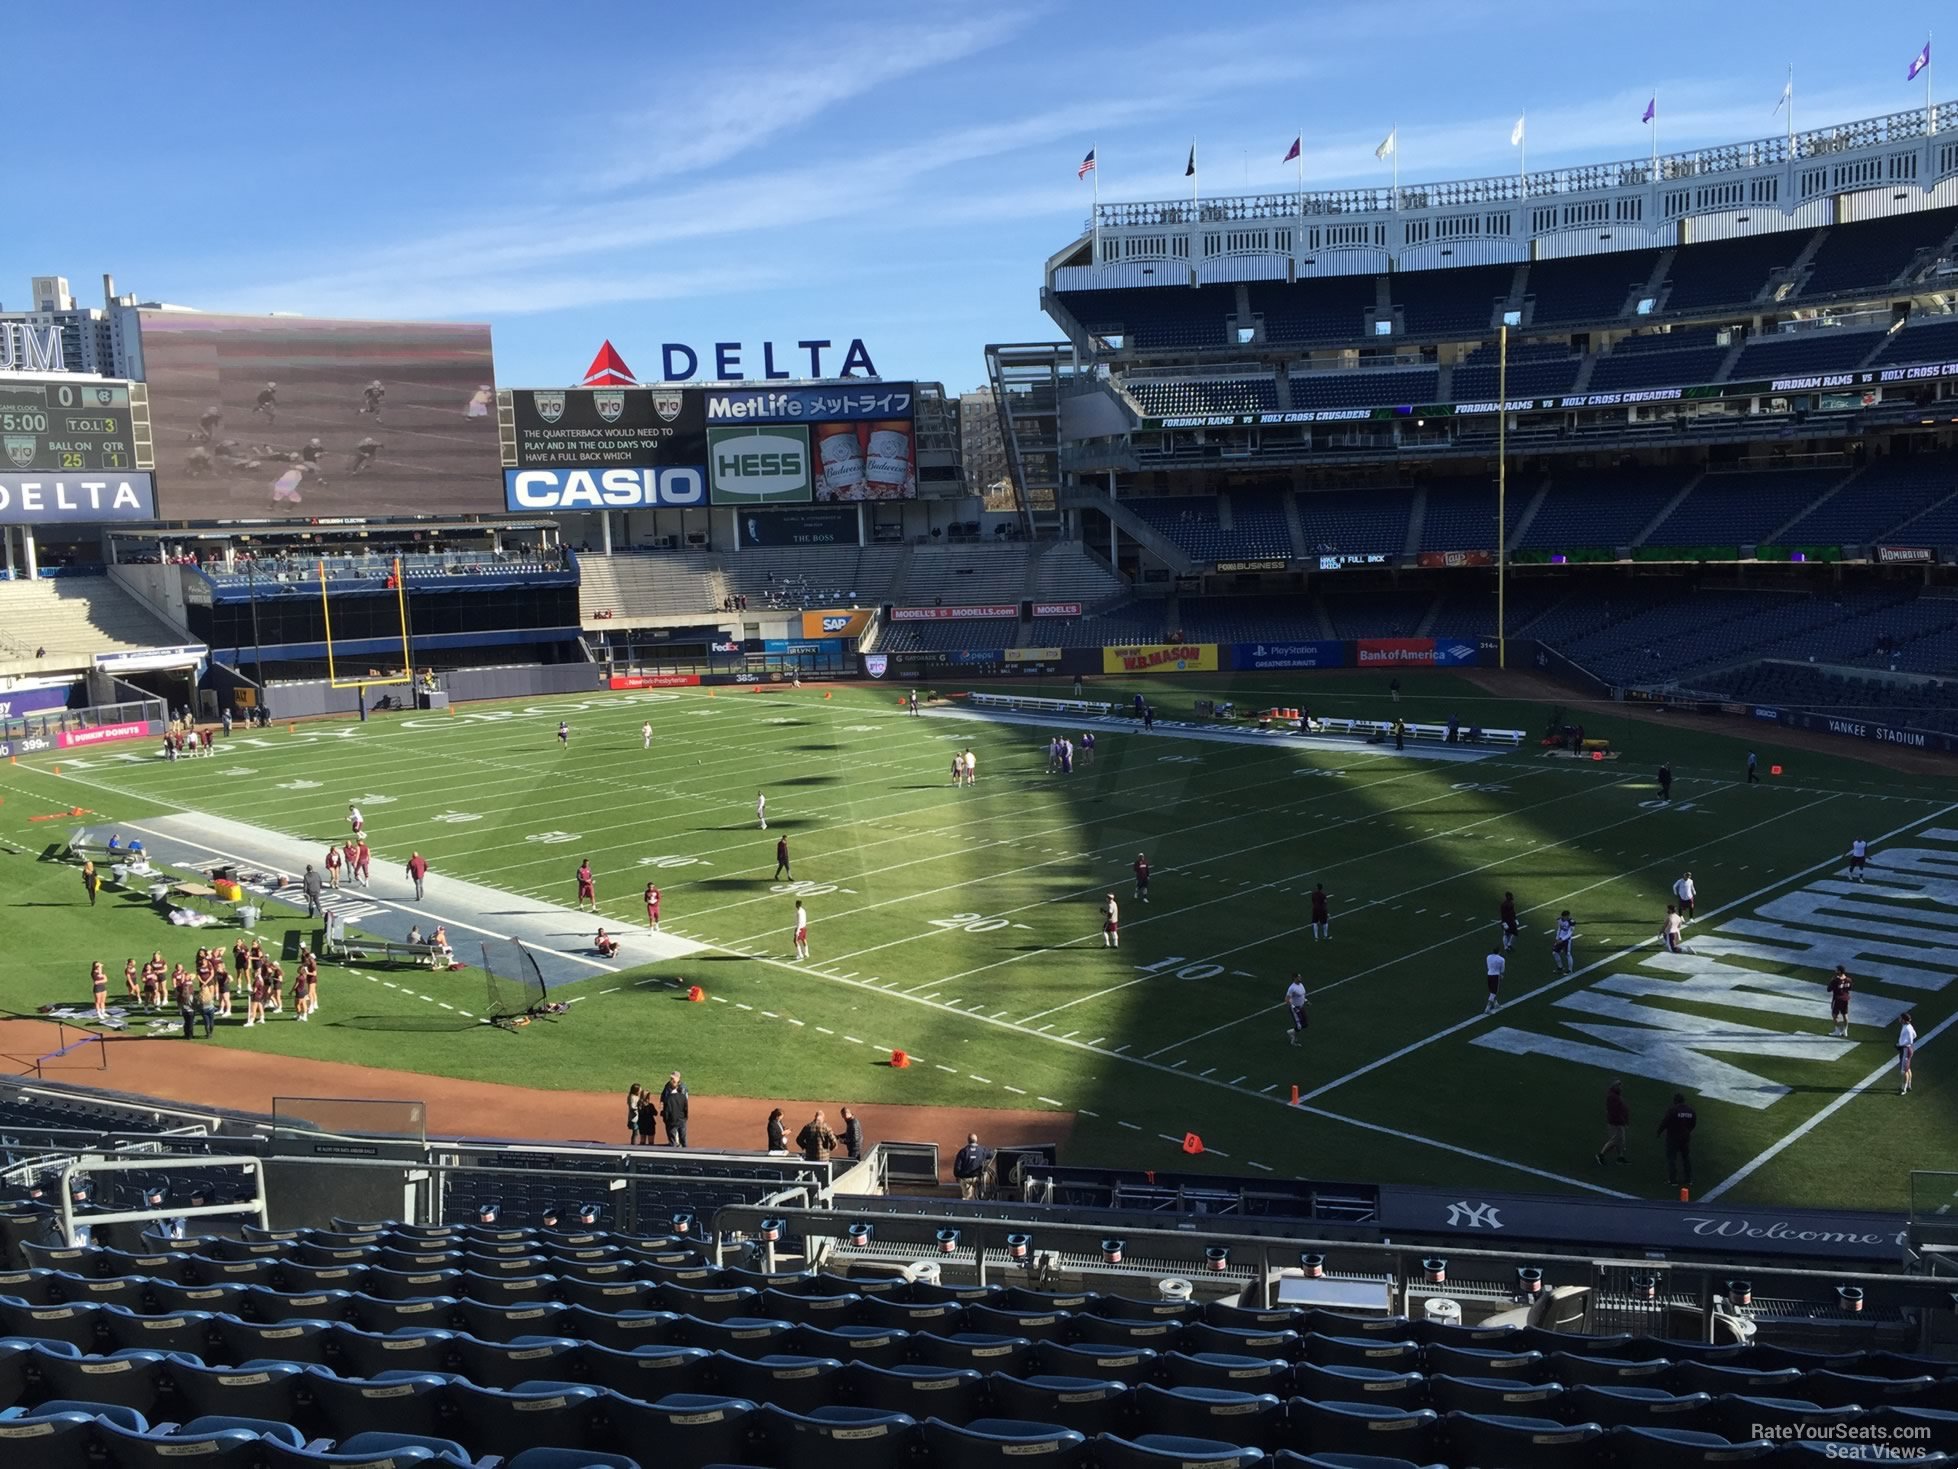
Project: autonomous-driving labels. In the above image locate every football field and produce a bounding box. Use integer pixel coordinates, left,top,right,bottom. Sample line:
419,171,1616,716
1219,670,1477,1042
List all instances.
4,673,1954,1212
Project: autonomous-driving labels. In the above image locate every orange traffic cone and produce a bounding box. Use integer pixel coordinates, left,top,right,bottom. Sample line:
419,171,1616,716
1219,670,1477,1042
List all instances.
686,985,705,1003
1290,1084,1300,1106
1679,1186,1690,1203
1181,1132,1204,1156
890,1049,910,1068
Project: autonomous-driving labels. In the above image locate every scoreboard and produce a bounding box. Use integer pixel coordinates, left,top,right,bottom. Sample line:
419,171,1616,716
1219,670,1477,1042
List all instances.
0,378,151,473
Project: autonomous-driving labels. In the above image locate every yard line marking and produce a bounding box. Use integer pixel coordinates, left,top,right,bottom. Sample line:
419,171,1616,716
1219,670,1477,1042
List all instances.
1247,1161,1274,1172
1157,1133,1183,1144
1260,1084,1278,1093
1702,1007,1956,1203
600,987,621,995
1078,1108,1099,1118
935,1064,958,1073
735,1002,753,1010
786,1019,804,1027
1303,799,1958,1108
1087,1037,1105,1047
844,1035,863,1044
1199,1067,1215,1077
1118,1121,1142,1131
1228,1075,1247,1085
815,1026,834,1035
760,1010,779,1018
1003,1085,1027,1095
1038,1096,1064,1107
1206,1146,1231,1158
711,995,727,1004
970,1075,993,1084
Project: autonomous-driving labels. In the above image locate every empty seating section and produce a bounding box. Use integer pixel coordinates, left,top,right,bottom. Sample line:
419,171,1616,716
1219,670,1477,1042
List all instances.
1323,591,1432,638
1246,275,1376,345
1717,661,1958,734
1659,232,1800,313
1288,367,1438,409
1728,328,1885,380
1419,479,1499,551
1452,354,1582,402
202,551,568,595
578,555,723,622
1056,287,1233,350
1390,264,1511,337
1027,605,1166,647
1126,496,1291,563
2,1215,1955,1469
0,579,183,671
723,547,898,610
1564,587,1900,687
1297,489,1412,555
1776,457,1958,544
1874,315,1958,365
1125,378,1278,417
1027,542,1127,607
877,618,1017,653
892,546,1029,607
1585,345,1728,392
1518,470,1684,550
1641,468,1846,546
1172,597,1326,643
1800,206,1957,298
1523,250,1660,325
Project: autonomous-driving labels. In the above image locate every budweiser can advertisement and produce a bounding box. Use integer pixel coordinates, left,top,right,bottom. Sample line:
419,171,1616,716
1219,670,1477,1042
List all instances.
815,422,867,499
861,419,915,498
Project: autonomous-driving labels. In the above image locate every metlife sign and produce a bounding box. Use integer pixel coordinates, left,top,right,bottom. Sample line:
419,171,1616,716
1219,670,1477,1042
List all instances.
504,466,706,512
707,426,812,506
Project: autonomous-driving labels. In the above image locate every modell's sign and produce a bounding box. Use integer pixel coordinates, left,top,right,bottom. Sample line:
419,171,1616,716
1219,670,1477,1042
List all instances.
890,605,1018,621
1031,602,1082,618
1876,545,1934,564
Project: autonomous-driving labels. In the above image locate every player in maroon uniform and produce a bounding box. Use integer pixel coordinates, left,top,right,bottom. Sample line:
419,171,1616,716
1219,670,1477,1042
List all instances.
1134,853,1151,904
576,859,597,913
1310,883,1330,941
1498,891,1519,952
1828,964,1853,1038
644,882,661,933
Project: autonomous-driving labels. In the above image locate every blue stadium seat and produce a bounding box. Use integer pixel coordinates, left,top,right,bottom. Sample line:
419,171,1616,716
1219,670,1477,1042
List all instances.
458,1298,570,1344
459,1272,553,1307
0,1407,121,1469
32,1347,170,1414
1515,1327,1639,1357
1718,1395,1868,1442
1440,1411,1606,1467
100,1306,215,1359
303,1369,454,1444
1204,1302,1300,1334
1182,1323,1300,1360
788,1324,909,1370
925,1416,1089,1468
856,1295,963,1332
1302,1314,1411,1340
453,1332,584,1390
505,1450,640,1469
1001,1288,1095,1314
14,1401,149,1433
92,1415,299,1469
679,1316,795,1354
0,1338,27,1410
1409,1319,1520,1349
596,1391,755,1467
1032,1342,1156,1384
1137,1384,1283,1447
1747,1346,1867,1373
1610,1426,1776,1467
654,1284,756,1322
1303,1336,1420,1373
1421,1343,1544,1381
1549,1350,1672,1388
348,1294,458,1336
1424,1373,1565,1417
1289,1363,1426,1410
325,1324,456,1379
840,1362,986,1426
1284,1401,1441,1460
1801,1369,1943,1410
963,1303,1071,1343
361,1268,464,1302
184,1257,281,1290
1872,1405,1958,1452
759,1404,919,1469
168,1358,305,1423
0,1269,64,1306
1091,1432,1266,1467
1268,1455,1443,1469
987,1374,1131,1438
709,1352,843,1414
1763,1447,1954,1469
911,1332,1035,1376
247,1287,355,1325
49,1273,147,1311
757,1288,857,1328
1096,1295,1196,1325
214,1313,336,1367
1162,1352,1291,1395
581,1343,712,1401
558,1306,678,1353
0,1301,102,1352
258,1446,444,1469
145,1281,249,1318
443,1381,602,1459
1563,1384,1715,1432
1071,1316,1183,1352
557,1278,653,1313
16,1246,92,1274
1671,1360,1806,1397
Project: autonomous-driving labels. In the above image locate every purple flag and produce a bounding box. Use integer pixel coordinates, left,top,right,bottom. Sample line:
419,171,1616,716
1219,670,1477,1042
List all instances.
1641,96,1656,124
1908,41,1931,81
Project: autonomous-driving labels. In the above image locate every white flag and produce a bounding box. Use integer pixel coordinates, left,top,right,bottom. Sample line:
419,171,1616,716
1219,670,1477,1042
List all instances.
1375,127,1397,159
1510,115,1525,147
1773,78,1792,116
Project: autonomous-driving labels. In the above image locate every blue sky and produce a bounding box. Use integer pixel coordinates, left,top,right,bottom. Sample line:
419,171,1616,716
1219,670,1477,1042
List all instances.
3,2,1940,392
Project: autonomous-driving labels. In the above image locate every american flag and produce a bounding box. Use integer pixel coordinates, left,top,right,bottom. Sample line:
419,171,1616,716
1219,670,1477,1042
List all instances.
1078,148,1097,180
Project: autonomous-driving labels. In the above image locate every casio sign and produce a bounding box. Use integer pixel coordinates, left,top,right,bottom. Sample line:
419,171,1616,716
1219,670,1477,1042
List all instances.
503,467,705,511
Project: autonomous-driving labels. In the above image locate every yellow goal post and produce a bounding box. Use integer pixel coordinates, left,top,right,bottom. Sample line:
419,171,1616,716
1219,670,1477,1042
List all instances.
320,556,414,691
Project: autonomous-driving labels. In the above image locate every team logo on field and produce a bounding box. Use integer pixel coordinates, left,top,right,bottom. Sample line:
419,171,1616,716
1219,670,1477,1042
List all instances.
3,436,36,468
652,392,683,424
532,391,566,424
594,390,626,423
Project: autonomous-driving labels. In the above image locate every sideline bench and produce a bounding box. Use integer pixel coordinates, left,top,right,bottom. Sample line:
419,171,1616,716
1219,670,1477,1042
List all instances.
1306,717,1526,747
321,911,447,967
966,693,1113,718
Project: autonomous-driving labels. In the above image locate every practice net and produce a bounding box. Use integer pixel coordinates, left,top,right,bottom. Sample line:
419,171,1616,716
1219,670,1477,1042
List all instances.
480,939,550,1028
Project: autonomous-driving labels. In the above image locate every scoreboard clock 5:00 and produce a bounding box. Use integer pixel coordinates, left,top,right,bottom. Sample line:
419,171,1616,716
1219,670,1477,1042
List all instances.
0,378,152,473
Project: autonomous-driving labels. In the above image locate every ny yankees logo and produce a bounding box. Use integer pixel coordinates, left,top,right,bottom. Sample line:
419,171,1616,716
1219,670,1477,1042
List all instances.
1444,1200,1504,1230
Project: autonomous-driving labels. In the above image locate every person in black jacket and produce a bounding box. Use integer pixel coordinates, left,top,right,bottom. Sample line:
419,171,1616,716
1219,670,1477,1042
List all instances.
766,1108,787,1154
659,1072,689,1147
1657,1092,1697,1188
635,1088,658,1147
953,1133,992,1200
796,1110,837,1162
840,1107,864,1161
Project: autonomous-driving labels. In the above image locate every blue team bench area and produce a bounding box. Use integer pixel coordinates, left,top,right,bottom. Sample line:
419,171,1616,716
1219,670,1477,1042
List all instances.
1,1218,1956,1468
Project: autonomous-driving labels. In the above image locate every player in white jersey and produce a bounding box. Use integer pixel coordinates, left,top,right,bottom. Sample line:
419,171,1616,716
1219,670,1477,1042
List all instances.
757,792,768,830
1102,894,1120,948
951,752,965,786
1552,911,1576,972
1898,1011,1916,1095
1484,947,1506,1013
1847,837,1869,882
642,721,652,751
793,901,809,960
1661,904,1690,954
1284,975,1309,1045
963,749,977,786
1672,870,1696,921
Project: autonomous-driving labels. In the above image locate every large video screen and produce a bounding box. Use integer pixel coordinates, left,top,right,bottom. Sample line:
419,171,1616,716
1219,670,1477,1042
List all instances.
137,311,498,518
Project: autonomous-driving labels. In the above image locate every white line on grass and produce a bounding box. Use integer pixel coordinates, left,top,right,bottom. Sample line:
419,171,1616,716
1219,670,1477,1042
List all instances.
1299,800,1958,1107
1700,1008,1956,1202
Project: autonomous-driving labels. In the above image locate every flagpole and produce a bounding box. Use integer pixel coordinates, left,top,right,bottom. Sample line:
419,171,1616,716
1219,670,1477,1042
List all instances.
1091,141,1100,267
1191,135,1198,207
1391,121,1398,208
1497,323,1508,673
1296,125,1305,219
1519,110,1526,194
1787,64,1795,153
1928,32,1935,134
1651,86,1659,169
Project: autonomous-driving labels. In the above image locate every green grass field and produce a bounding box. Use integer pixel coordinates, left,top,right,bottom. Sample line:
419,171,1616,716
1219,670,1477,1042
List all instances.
4,672,1953,1212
